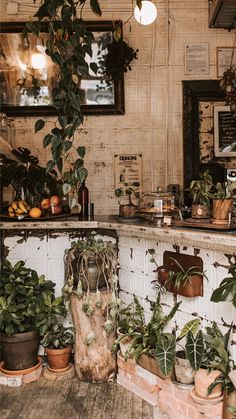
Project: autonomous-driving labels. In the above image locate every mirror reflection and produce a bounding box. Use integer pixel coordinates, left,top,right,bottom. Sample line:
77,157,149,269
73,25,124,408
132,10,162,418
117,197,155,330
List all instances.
0,22,124,115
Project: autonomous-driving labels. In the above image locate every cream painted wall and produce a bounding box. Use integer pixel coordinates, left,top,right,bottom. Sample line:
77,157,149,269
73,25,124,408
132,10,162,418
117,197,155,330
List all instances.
1,0,235,214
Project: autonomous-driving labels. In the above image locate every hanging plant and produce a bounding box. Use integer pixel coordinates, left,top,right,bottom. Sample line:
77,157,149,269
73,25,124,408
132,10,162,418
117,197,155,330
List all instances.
220,30,236,117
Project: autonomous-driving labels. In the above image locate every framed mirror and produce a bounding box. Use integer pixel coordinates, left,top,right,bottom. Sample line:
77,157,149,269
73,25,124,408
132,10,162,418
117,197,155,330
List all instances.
0,21,125,116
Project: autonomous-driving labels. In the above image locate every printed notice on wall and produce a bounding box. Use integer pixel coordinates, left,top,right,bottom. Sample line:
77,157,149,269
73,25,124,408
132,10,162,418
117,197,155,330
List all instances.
114,154,142,191
185,43,209,75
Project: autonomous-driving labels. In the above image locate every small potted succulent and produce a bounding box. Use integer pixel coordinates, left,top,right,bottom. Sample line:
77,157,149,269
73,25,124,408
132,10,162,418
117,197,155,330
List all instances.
42,324,74,371
115,182,140,218
189,170,213,219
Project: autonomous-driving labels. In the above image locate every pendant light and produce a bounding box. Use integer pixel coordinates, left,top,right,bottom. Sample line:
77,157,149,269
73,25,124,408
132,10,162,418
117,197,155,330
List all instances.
134,1,157,25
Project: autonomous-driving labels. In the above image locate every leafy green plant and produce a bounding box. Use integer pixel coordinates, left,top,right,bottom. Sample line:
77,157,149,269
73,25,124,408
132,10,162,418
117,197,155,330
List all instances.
0,147,58,202
211,265,236,308
189,170,213,208
155,333,176,376
115,182,140,206
41,324,74,349
167,257,207,291
0,259,66,336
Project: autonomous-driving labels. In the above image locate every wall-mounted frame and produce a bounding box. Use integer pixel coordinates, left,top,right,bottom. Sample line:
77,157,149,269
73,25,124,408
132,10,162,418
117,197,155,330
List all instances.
114,154,142,191
0,21,125,116
214,105,236,157
217,47,236,78
183,80,226,204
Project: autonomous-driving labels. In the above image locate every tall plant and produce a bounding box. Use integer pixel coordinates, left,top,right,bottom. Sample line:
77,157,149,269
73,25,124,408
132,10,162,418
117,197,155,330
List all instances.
26,0,140,188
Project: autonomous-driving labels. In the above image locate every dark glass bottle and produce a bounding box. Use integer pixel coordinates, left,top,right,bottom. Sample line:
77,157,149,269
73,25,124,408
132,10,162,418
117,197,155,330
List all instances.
78,181,89,217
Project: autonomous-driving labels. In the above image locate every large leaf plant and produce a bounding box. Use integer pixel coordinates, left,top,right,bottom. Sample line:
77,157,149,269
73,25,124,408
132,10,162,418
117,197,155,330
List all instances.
25,0,140,192
0,259,66,336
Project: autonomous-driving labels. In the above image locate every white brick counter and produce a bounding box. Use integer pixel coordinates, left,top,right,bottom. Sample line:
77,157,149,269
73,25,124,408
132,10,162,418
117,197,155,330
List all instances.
1,216,236,362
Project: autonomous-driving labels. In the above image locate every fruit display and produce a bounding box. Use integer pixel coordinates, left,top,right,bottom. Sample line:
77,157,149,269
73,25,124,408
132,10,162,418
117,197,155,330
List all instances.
8,200,31,218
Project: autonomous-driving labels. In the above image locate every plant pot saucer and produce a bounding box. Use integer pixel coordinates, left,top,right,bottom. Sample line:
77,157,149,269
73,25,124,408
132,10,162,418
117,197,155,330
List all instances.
47,363,71,373
211,219,229,225
0,356,42,375
190,387,223,405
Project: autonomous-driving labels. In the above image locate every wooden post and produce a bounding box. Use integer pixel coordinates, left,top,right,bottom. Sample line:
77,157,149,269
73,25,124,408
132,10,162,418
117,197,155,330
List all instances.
70,290,117,383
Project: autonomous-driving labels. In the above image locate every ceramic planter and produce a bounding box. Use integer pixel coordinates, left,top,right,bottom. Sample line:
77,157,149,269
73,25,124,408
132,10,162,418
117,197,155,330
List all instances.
1,330,40,371
117,327,134,358
157,267,203,298
212,199,232,225
194,368,222,399
174,351,194,384
137,353,173,380
223,389,236,419
191,204,209,219
45,346,72,371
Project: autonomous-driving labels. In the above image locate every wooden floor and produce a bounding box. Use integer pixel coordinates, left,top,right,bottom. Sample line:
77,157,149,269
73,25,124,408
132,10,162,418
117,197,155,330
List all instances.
0,377,153,419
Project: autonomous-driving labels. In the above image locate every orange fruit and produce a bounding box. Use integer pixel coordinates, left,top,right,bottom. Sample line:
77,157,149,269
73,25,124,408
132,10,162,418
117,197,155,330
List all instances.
29,207,42,218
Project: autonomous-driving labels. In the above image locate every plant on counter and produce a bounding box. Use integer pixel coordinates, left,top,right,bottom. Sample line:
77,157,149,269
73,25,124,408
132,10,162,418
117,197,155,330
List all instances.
0,259,66,370
115,182,140,217
189,170,213,219
211,264,236,308
209,181,233,224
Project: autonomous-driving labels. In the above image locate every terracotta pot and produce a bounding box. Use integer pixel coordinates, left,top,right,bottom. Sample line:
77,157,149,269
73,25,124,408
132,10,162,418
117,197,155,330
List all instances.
223,389,236,419
1,330,40,371
212,199,232,224
157,267,203,298
119,204,137,218
137,353,173,380
117,328,134,358
191,204,209,219
174,351,194,384
45,346,72,371
194,368,222,399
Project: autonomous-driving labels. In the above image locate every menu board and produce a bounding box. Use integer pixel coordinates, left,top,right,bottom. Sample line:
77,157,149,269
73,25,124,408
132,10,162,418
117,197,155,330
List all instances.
214,106,236,157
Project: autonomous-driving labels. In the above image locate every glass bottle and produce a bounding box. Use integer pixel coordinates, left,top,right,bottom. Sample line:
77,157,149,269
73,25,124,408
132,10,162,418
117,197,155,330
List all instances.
78,181,89,217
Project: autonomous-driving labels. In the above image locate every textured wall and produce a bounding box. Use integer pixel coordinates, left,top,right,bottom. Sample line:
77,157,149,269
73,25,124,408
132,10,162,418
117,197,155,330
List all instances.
1,0,235,214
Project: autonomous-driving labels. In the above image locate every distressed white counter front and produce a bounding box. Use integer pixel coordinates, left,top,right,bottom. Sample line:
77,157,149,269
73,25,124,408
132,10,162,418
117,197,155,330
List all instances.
1,216,236,362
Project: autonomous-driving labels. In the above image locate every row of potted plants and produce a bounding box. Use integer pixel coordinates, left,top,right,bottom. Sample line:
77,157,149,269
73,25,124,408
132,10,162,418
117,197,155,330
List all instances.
115,293,236,404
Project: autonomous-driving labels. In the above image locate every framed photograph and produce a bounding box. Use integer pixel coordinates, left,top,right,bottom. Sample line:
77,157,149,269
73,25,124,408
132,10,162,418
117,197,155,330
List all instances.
185,43,209,75
214,105,236,157
217,47,236,78
114,154,142,191
0,21,125,116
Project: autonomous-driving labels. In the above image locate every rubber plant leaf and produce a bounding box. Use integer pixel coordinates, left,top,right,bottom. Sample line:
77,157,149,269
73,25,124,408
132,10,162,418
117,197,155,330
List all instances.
186,330,204,371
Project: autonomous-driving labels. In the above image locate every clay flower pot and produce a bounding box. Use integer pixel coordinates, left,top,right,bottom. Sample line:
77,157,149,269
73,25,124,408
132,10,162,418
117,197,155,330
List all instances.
174,351,194,384
45,346,72,371
191,204,209,219
212,199,232,225
194,368,222,399
137,353,173,380
119,204,137,218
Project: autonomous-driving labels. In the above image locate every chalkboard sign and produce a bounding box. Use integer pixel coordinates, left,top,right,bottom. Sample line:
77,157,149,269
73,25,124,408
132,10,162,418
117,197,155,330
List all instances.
214,106,236,157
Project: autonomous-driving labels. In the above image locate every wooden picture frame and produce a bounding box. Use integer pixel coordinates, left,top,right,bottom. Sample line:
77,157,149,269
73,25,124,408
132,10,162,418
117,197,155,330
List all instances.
0,21,125,116
217,47,236,78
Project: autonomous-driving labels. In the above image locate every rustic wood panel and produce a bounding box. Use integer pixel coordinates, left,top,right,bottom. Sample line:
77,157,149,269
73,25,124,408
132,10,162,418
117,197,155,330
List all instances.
0,377,153,419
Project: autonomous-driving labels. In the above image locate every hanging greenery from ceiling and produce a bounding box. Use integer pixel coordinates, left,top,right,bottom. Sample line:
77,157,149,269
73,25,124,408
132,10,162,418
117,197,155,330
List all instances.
220,29,236,118
24,0,140,187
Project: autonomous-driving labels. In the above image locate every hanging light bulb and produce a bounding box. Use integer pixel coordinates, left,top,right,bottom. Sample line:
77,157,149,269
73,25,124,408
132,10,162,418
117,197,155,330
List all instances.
31,53,46,70
134,1,157,25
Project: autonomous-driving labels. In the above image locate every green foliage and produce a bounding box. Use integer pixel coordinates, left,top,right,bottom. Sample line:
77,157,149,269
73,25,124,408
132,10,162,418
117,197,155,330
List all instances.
155,333,176,376
167,257,207,291
0,147,58,200
211,265,236,308
0,259,66,336
186,330,204,371
41,323,74,349
115,182,140,205
189,170,213,207
177,318,200,341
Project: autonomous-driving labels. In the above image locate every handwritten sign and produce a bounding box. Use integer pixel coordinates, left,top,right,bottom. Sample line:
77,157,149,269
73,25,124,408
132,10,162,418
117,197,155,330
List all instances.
214,106,236,157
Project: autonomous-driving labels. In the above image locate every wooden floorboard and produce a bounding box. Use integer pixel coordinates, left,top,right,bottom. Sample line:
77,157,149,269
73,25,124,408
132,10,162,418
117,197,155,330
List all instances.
0,377,153,419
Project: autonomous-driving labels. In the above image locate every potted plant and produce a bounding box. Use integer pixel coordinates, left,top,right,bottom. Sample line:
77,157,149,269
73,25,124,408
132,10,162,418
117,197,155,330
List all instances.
211,264,236,308
63,234,119,382
210,182,232,225
148,250,206,298
189,170,213,219
0,259,66,371
42,324,74,371
186,322,232,400
115,182,140,218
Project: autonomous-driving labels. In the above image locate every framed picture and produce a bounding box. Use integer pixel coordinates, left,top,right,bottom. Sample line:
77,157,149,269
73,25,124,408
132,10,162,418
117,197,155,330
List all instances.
214,105,236,157
184,43,209,75
114,154,142,191
0,21,125,116
217,47,236,78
